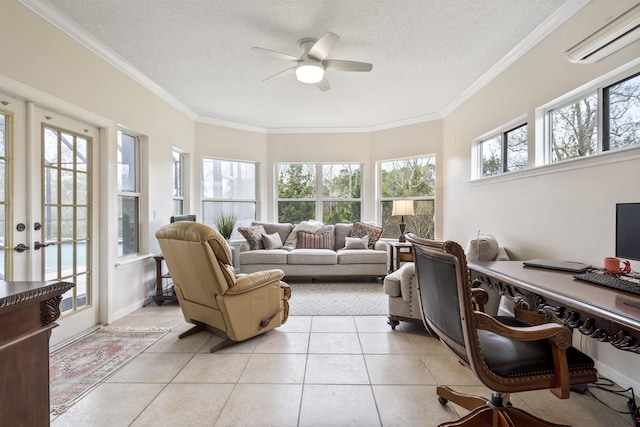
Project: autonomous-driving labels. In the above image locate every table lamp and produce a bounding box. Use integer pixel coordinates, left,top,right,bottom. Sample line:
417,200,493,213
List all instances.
392,200,414,242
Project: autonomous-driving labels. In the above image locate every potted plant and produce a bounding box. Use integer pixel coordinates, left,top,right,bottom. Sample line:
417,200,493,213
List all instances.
213,212,237,240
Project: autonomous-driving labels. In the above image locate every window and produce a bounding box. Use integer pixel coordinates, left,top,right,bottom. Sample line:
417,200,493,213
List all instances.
548,71,640,163
379,156,435,239
276,163,362,224
117,130,139,256
201,158,256,238
172,149,184,215
0,111,9,280
478,123,528,177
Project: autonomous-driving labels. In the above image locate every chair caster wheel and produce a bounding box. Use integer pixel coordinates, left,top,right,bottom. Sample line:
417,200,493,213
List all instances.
438,397,448,406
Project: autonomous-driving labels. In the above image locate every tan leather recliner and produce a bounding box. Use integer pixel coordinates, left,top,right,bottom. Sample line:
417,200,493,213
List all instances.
156,221,291,352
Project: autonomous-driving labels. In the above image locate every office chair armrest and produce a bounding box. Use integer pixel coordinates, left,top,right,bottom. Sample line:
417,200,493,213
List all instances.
474,311,572,349
229,269,285,294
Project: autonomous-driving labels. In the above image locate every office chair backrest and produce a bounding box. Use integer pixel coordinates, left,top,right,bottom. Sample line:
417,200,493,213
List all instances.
407,234,473,364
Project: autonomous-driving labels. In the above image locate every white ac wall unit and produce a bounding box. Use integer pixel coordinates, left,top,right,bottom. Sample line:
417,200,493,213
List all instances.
565,2,640,63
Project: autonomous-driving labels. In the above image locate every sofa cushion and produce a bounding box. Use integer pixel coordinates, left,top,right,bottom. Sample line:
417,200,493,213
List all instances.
349,221,384,250
252,221,293,245
262,232,283,250
238,224,266,250
466,233,499,261
334,223,353,250
338,248,388,265
287,249,337,265
239,249,288,264
297,231,334,249
344,236,368,250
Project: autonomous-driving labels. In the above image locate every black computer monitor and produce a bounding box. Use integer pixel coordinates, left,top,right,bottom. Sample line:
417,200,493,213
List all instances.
615,203,640,261
170,214,196,223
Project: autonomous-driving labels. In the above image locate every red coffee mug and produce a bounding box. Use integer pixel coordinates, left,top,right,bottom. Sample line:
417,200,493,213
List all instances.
604,257,622,274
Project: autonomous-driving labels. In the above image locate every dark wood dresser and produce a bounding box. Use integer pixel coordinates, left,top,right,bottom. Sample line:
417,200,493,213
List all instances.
0,281,74,426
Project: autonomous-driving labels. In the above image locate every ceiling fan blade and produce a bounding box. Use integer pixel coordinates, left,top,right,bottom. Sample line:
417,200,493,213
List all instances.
262,67,296,82
307,32,339,61
316,76,331,92
323,59,373,72
251,47,301,62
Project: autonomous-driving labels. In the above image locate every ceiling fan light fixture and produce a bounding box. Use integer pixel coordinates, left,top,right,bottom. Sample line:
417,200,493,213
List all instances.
296,63,324,83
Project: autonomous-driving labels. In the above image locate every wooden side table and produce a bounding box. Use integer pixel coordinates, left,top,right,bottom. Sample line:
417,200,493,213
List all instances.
388,241,413,272
153,255,177,305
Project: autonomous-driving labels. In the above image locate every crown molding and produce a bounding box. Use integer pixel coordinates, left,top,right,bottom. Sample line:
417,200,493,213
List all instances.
441,0,591,117
18,0,199,121
18,0,590,134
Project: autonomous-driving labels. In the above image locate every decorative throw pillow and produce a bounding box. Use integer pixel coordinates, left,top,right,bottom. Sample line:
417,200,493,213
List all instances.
348,221,383,250
238,224,266,250
262,232,283,250
297,231,334,249
465,233,499,261
344,235,369,250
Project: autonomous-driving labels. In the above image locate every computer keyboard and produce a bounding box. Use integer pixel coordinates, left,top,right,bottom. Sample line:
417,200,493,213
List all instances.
573,271,640,296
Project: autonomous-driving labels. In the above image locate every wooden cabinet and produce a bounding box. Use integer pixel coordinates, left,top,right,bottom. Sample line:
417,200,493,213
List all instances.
0,281,74,426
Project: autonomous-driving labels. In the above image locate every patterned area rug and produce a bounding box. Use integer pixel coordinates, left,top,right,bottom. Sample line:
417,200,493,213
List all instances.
287,281,387,315
49,327,169,414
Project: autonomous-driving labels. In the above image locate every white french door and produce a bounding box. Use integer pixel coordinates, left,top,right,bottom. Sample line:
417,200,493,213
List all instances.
1,94,100,343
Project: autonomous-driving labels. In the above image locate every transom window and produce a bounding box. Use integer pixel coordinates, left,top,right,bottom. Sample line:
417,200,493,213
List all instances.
379,156,436,239
201,158,256,238
548,71,640,163
276,163,362,224
478,123,528,177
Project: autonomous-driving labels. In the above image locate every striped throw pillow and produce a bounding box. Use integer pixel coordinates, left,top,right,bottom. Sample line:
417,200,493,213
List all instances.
297,231,333,249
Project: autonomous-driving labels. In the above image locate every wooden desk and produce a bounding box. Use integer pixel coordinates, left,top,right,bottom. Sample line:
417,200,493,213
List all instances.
0,280,74,426
153,255,177,305
388,241,413,272
469,261,640,354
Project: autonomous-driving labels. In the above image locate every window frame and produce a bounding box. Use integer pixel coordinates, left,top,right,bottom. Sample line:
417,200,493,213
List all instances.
117,129,140,257
539,66,640,166
377,155,436,240
172,149,185,215
275,162,363,224
473,116,528,179
200,157,257,238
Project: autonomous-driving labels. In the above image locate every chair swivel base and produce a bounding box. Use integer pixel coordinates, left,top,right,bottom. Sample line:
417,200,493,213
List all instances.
437,385,569,427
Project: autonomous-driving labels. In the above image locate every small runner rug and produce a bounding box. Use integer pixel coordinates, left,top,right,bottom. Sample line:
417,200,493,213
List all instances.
287,281,387,316
49,327,169,414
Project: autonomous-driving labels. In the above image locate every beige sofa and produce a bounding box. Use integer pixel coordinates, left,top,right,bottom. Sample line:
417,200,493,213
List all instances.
384,234,510,329
238,221,389,279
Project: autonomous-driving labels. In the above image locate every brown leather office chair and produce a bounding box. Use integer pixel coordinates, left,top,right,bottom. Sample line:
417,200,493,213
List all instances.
405,233,597,427
156,222,291,352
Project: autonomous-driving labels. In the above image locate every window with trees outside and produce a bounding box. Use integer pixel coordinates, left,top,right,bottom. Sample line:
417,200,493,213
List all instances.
277,163,362,224
549,71,640,162
117,130,139,256
379,156,435,239
479,123,528,177
201,158,256,239
172,149,184,215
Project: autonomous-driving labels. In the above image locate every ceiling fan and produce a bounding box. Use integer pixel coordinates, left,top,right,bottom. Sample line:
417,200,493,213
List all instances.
251,32,373,91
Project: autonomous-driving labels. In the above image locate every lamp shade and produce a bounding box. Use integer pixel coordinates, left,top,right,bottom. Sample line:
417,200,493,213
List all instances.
296,63,324,83
392,200,414,216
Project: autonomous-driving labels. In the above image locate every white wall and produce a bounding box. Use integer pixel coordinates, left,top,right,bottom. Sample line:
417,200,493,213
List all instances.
441,0,640,392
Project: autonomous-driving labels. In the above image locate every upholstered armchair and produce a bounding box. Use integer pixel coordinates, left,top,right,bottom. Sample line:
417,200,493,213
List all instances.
384,233,509,329
407,234,597,426
156,222,291,352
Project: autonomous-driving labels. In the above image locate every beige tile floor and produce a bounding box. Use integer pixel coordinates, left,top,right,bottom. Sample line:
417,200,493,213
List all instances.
51,303,635,426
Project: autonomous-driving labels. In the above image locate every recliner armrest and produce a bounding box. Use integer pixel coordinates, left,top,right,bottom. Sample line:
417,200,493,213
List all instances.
228,269,285,294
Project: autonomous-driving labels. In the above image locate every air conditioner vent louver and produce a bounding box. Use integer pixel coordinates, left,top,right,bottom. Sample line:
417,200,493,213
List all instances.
565,3,640,63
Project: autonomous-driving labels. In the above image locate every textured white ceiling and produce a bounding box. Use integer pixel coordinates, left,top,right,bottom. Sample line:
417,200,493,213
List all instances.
34,0,583,131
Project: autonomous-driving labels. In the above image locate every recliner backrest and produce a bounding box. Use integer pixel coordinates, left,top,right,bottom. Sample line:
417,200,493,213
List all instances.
156,222,235,309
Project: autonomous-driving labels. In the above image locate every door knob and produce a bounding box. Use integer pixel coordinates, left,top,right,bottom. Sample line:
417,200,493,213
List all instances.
14,243,30,253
